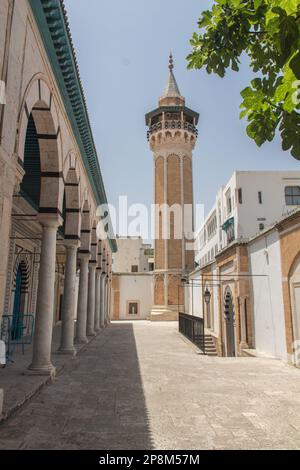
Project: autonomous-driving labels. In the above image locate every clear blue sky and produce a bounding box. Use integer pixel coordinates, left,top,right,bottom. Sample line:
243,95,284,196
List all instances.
65,0,299,231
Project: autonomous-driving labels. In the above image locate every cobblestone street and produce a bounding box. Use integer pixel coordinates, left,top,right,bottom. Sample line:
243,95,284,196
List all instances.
1,322,300,450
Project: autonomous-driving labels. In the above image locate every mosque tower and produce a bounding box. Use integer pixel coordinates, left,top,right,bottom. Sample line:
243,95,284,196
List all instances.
145,54,199,321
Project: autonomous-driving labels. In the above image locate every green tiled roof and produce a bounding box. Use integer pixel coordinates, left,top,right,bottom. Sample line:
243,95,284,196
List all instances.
29,0,117,252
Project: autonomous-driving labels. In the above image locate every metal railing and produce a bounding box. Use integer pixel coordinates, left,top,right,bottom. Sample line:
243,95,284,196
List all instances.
147,120,198,138
0,314,35,363
179,312,205,354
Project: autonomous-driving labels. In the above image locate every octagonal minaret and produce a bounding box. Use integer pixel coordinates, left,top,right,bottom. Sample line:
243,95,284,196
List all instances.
145,54,199,321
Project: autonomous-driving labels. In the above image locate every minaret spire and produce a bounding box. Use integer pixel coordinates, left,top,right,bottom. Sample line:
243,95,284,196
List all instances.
169,52,174,71
159,53,185,106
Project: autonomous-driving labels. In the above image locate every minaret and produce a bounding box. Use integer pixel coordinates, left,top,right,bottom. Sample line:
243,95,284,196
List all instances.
145,54,199,321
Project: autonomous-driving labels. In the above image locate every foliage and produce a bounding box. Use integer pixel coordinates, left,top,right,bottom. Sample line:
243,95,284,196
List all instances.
187,0,300,159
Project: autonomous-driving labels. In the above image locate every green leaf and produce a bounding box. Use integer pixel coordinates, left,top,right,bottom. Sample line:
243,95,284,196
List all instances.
273,0,299,16
290,52,300,80
254,0,263,8
278,14,299,66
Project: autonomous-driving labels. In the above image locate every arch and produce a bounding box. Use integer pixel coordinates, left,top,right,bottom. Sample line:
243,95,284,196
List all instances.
17,78,63,216
289,252,300,347
154,275,165,306
90,221,98,262
12,257,30,295
64,167,81,241
11,259,30,340
224,286,236,357
167,154,182,269
168,275,183,306
79,200,91,254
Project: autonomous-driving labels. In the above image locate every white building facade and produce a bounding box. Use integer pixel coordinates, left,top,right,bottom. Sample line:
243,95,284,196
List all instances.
196,171,300,268
112,238,154,320
187,171,300,360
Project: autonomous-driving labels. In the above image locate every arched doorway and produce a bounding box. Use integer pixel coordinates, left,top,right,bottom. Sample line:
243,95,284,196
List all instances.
20,113,41,209
17,81,63,374
12,261,28,340
224,288,236,357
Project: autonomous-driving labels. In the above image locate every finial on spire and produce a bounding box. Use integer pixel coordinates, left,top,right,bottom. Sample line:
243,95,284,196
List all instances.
169,52,174,71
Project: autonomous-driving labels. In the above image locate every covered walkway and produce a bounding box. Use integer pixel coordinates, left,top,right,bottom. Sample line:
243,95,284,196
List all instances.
1,321,300,449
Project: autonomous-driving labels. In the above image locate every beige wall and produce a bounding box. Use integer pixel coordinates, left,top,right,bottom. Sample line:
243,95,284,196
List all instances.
0,0,112,316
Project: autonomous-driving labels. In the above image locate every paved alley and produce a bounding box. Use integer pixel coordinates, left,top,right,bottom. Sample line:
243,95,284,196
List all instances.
1,322,300,450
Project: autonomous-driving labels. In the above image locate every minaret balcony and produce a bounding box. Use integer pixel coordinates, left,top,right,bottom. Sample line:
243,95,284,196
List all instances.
147,120,198,141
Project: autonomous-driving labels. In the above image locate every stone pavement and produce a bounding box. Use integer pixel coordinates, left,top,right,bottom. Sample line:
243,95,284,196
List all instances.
0,321,300,450
0,324,97,421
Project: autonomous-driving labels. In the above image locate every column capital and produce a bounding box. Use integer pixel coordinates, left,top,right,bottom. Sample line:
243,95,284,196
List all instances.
37,213,63,229
64,239,80,251
78,251,91,261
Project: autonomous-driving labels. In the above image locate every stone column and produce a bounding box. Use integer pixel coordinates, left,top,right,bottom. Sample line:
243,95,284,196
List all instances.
104,277,109,326
58,241,79,355
107,279,112,325
75,253,90,344
87,263,96,336
94,270,101,332
100,274,106,328
28,216,60,376
239,297,249,349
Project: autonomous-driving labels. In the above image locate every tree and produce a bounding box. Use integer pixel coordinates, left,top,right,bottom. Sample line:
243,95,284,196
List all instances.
187,0,300,159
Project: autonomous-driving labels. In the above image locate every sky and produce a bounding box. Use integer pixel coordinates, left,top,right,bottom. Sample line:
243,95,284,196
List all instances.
65,0,300,235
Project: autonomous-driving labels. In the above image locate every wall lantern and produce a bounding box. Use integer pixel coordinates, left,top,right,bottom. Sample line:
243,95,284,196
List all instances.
204,288,211,305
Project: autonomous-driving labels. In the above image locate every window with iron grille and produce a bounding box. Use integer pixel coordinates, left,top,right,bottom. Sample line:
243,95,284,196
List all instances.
285,186,300,205
128,302,138,315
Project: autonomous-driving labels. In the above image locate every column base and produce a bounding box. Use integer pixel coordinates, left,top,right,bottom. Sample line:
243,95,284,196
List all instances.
26,363,56,377
94,327,101,333
239,341,249,351
56,347,77,357
87,330,96,337
75,336,88,345
150,306,179,322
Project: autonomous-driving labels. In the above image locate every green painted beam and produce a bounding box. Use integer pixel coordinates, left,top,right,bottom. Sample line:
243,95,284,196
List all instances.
29,0,117,252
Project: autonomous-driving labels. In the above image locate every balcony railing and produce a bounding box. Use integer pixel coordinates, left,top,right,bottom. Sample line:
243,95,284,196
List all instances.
179,312,205,353
147,120,198,140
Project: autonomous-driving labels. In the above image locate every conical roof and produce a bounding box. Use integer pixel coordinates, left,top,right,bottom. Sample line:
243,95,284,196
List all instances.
159,53,185,106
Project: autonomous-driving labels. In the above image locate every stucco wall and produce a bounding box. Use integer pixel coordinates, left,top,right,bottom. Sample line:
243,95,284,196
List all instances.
117,274,153,320
113,238,152,274
248,230,287,360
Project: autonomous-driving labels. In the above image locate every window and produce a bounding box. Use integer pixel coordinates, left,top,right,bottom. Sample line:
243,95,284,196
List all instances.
226,190,232,216
131,265,138,273
258,191,263,204
149,262,154,272
285,186,300,205
238,188,243,204
259,223,265,231
207,213,217,240
128,302,139,315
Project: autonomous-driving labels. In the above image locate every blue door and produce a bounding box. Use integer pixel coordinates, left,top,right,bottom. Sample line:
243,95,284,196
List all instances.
12,266,22,340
